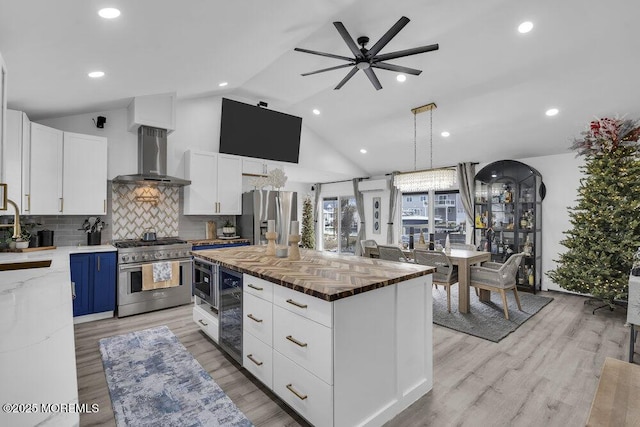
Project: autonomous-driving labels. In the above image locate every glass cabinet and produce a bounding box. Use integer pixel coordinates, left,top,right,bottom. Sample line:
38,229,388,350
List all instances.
474,160,544,293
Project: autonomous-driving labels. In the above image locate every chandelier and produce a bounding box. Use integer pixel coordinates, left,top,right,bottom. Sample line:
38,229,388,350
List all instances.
393,102,457,192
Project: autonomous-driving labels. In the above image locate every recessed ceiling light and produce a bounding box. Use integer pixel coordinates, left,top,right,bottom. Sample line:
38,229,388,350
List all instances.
98,8,121,19
396,74,406,82
518,21,533,34
441,131,450,137
545,108,559,116
218,81,228,87
88,71,105,78
360,148,367,154
312,109,321,115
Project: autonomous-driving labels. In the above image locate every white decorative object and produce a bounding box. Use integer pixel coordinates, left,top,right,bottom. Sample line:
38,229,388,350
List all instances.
249,176,269,190
267,168,288,190
444,234,451,254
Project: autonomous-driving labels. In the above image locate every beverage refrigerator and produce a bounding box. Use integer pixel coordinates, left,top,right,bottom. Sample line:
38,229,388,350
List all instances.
238,190,297,245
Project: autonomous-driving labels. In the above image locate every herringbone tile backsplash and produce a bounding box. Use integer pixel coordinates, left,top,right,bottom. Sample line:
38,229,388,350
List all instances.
111,183,179,239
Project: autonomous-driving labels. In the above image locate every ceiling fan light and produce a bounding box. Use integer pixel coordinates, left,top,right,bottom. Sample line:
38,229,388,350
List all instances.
356,62,370,70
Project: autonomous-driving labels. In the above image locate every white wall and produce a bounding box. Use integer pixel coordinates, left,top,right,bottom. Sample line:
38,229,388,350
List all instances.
38,94,366,184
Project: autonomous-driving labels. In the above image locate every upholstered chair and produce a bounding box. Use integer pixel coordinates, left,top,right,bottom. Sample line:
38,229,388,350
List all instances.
414,249,458,313
469,253,525,320
377,245,411,263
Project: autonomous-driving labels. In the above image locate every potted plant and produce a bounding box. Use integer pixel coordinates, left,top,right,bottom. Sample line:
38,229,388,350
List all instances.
222,220,236,237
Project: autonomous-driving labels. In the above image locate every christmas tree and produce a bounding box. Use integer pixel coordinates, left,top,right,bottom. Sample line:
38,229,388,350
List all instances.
547,117,640,304
301,196,315,249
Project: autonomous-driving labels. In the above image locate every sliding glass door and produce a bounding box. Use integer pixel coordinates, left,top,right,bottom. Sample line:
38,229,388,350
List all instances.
322,196,359,254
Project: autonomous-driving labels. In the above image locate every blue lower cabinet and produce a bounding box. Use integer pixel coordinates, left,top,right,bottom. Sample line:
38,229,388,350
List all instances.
70,252,117,317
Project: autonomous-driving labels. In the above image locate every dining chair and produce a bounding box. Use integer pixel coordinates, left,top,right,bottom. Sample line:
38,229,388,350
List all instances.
360,239,379,258
469,253,525,320
414,249,458,312
377,245,411,263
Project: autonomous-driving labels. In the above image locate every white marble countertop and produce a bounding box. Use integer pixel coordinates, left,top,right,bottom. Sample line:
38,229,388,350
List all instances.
0,245,114,426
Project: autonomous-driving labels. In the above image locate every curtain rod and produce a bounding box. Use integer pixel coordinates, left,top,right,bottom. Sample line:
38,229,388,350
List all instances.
317,177,369,185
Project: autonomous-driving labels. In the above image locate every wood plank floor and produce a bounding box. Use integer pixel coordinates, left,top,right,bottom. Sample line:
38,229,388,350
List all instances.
75,291,637,426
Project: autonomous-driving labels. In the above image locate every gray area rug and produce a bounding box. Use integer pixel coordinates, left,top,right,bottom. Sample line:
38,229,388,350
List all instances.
99,325,253,427
433,287,553,342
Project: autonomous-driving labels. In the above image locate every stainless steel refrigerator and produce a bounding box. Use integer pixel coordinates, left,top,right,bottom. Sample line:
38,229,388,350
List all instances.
238,190,297,245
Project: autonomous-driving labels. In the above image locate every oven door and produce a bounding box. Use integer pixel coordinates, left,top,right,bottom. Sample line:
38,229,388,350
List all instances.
117,257,193,317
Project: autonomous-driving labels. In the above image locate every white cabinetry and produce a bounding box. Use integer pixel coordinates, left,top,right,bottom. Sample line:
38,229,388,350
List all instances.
4,110,30,212
242,273,433,427
183,150,242,215
193,300,219,342
29,123,107,215
30,123,63,214
62,132,108,214
127,92,176,132
241,157,279,176
0,52,6,187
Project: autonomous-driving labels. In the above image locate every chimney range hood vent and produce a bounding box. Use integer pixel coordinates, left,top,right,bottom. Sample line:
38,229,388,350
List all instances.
112,126,191,187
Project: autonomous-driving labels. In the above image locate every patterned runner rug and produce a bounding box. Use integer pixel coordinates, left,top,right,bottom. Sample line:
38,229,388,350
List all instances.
433,287,553,342
99,325,253,426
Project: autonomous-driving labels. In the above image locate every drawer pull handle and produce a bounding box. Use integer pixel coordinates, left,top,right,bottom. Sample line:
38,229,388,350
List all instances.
286,335,308,347
286,384,308,400
247,354,263,366
286,299,307,309
248,284,264,291
198,319,208,327
247,314,263,323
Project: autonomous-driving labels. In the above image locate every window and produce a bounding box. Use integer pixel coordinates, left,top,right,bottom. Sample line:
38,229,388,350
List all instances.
400,190,466,246
322,196,359,254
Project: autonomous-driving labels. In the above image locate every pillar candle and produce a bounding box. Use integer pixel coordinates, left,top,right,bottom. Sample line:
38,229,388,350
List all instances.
267,220,275,232
291,220,299,235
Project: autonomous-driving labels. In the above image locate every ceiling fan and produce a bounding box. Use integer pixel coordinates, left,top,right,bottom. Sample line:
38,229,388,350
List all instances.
295,16,439,90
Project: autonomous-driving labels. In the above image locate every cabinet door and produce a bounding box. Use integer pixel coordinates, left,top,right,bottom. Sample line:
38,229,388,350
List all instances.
70,254,92,317
92,252,116,313
4,110,25,210
183,150,218,214
242,158,268,176
0,53,5,187
217,154,242,214
29,123,63,214
62,132,107,214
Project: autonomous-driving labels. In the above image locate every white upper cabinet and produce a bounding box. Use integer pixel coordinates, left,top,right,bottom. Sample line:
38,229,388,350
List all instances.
0,52,6,187
127,92,176,132
184,150,242,215
29,123,63,214
4,110,30,212
29,123,107,215
242,157,279,177
62,132,107,215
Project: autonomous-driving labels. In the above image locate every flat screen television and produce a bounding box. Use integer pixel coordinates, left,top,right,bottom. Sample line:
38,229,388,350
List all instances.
219,98,302,163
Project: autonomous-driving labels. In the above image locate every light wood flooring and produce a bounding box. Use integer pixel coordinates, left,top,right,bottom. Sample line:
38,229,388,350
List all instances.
75,291,637,427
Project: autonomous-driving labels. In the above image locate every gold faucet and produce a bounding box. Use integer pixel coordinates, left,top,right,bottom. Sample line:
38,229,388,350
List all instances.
0,199,22,239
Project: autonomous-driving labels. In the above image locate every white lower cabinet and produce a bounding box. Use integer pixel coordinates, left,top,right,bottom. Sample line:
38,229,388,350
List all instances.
193,301,219,343
241,273,433,427
242,331,273,389
273,350,334,427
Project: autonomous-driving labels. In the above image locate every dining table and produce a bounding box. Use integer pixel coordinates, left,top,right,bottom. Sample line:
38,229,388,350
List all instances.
404,247,491,313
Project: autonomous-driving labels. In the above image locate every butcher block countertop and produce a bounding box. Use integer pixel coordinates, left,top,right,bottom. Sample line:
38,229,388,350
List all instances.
193,245,435,302
189,238,251,246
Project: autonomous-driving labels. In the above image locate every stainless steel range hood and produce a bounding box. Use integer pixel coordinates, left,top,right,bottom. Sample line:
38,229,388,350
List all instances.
112,126,191,186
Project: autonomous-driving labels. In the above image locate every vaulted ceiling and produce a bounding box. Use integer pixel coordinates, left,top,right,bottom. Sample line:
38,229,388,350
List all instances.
1,0,639,176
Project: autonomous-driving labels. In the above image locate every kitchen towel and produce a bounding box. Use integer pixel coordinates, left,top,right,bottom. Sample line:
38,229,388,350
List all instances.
152,261,172,282
142,262,179,290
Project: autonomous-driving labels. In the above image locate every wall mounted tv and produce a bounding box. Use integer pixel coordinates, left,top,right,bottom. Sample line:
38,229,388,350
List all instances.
219,98,302,163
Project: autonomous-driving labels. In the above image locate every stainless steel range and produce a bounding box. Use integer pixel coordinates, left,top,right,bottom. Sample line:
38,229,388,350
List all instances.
114,237,192,317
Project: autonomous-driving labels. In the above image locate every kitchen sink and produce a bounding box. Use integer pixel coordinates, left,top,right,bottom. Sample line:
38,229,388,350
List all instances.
0,260,52,271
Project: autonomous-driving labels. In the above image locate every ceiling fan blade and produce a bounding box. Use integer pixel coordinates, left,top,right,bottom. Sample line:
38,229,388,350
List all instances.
294,47,353,62
374,43,439,62
333,21,364,59
371,62,422,75
334,66,359,90
301,63,355,76
363,67,382,90
366,16,410,58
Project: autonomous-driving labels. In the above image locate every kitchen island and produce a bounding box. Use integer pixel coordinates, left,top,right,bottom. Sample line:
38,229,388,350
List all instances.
193,245,435,427
0,245,115,427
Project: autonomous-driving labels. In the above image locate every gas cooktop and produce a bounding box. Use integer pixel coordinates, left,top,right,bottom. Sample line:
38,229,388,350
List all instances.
112,237,187,249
